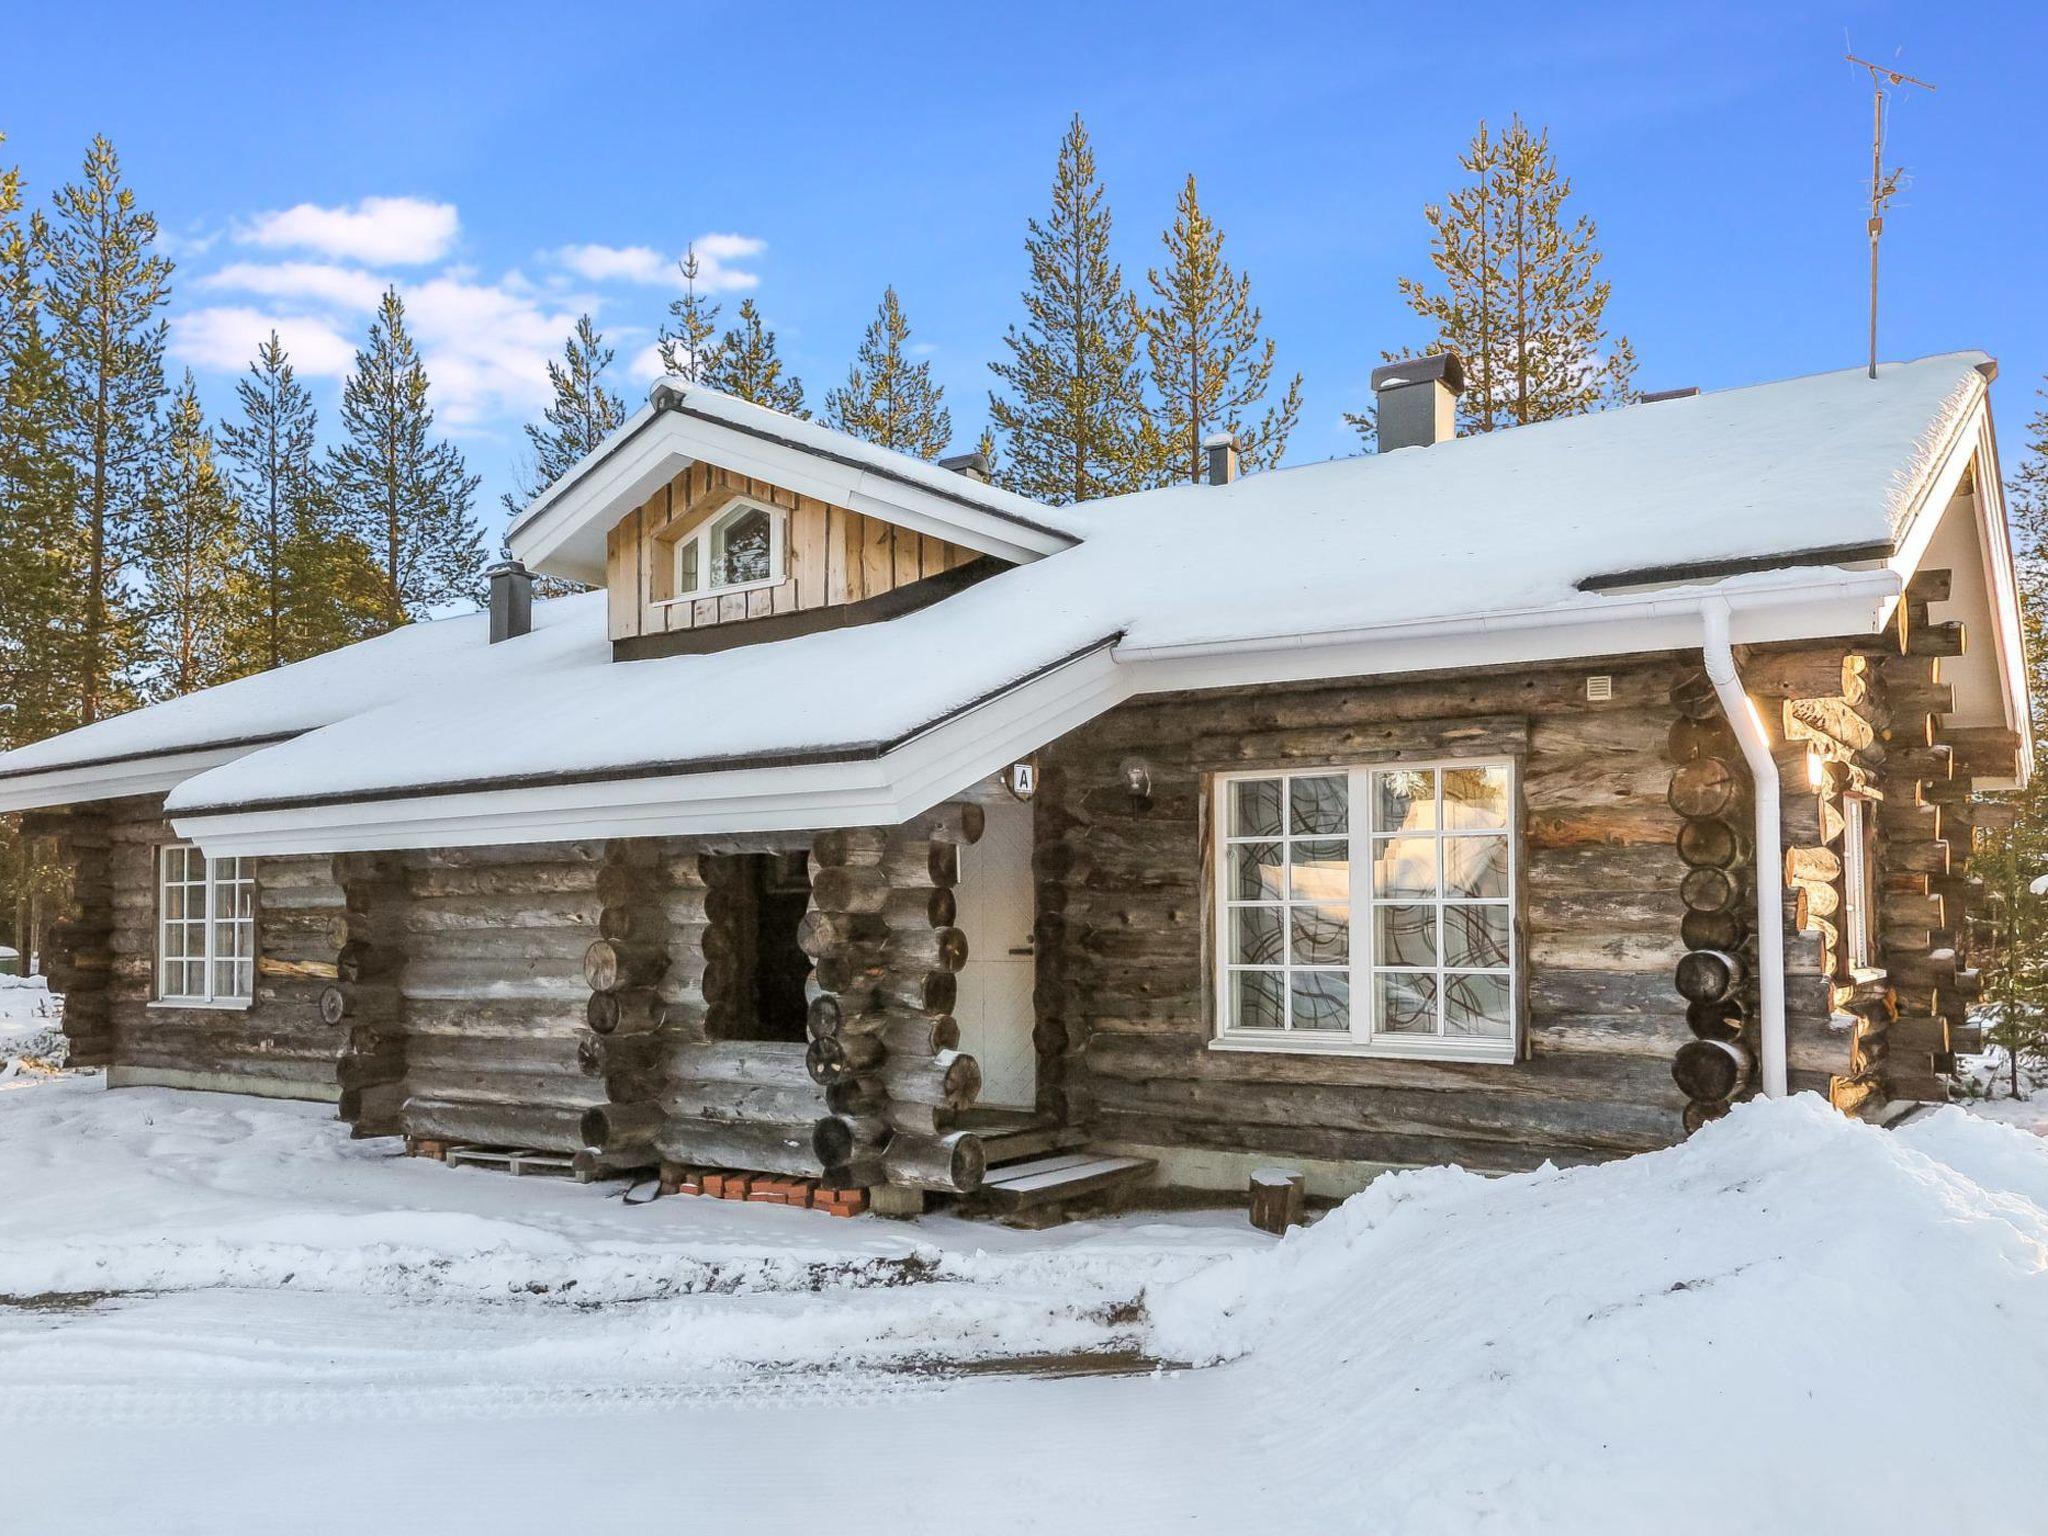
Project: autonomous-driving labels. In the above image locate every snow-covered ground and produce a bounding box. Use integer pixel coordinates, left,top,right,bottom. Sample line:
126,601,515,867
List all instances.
0,971,65,1071
4,1069,2048,1533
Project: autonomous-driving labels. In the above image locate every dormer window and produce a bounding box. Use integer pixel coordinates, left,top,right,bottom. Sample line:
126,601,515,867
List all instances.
672,498,786,599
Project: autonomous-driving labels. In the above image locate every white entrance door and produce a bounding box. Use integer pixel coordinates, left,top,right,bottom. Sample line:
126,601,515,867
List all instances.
953,798,1038,1109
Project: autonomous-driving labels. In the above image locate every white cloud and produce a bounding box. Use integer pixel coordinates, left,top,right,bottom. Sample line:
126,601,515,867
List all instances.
691,233,765,292
627,340,668,383
551,232,764,293
555,243,670,285
200,261,388,311
238,196,459,265
171,307,358,379
404,274,583,429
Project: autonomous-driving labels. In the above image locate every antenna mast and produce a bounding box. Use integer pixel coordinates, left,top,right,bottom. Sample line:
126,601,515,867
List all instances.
1847,53,1935,379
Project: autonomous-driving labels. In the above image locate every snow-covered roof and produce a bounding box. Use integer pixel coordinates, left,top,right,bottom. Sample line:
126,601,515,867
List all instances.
0,596,607,812
0,351,2023,850
507,380,1083,584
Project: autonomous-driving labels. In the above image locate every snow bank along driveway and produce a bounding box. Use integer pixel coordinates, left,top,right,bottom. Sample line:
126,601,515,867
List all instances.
4,1077,2046,1535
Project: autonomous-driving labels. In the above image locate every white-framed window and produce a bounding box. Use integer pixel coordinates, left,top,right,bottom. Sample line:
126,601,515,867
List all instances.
1842,795,1878,971
157,844,254,1006
668,498,786,602
1212,759,1518,1062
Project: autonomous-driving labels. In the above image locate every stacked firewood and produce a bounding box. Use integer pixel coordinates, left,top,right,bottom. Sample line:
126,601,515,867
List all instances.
804,804,989,1196
25,807,114,1066
1667,672,1758,1129
573,840,673,1174
328,852,407,1136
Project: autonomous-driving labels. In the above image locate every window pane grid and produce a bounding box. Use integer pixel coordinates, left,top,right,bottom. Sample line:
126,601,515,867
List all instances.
1221,773,1349,1034
1368,766,1512,1042
157,847,253,1005
1216,761,1514,1055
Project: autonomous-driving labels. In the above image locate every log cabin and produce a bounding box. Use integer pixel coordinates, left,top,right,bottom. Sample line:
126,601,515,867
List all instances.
0,350,2030,1215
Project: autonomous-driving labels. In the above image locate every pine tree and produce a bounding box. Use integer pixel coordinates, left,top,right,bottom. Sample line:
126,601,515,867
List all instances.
0,145,81,750
219,331,322,668
656,244,720,381
987,116,1156,503
137,373,254,696
498,314,623,599
502,314,624,517
702,299,806,416
825,286,952,458
327,287,485,623
42,134,172,723
1356,115,1635,445
1141,175,1303,481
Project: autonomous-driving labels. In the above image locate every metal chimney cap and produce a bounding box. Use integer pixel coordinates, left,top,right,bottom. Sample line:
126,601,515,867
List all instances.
1370,353,1466,395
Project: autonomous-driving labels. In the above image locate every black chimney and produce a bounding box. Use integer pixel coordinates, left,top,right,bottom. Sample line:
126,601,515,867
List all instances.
488,559,533,643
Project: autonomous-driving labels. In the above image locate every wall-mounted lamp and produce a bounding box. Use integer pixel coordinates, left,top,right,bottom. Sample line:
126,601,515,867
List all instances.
1118,757,1153,807
1806,750,1826,791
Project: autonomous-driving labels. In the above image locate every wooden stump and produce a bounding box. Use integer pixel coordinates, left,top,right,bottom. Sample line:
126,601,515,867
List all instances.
1249,1167,1306,1236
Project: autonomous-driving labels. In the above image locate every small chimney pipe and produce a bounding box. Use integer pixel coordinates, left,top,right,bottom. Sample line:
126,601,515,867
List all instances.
1203,432,1240,486
488,559,533,643
1371,353,1465,451
938,450,991,484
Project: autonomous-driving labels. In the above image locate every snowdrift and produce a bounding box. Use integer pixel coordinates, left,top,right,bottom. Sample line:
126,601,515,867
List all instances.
1149,1094,2048,1533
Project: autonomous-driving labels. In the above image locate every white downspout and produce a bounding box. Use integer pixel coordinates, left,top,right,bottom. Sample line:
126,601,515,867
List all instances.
1700,597,1789,1098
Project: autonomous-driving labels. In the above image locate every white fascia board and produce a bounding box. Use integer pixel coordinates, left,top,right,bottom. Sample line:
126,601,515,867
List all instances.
172,647,1132,858
0,742,269,815
510,407,1070,585
1116,571,1904,694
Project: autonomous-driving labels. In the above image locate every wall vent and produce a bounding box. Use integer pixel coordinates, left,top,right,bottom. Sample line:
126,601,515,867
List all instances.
1586,674,1614,702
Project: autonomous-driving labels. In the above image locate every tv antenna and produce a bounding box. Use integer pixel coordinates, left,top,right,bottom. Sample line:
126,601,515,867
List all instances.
1846,53,1935,379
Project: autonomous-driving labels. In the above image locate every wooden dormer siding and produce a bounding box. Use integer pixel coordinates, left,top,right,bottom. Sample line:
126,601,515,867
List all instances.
604,461,984,646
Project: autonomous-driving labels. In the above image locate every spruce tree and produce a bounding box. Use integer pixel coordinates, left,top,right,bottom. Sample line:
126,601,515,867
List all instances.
988,115,1155,503
656,244,720,381
219,331,322,668
327,287,485,623
1975,381,2048,1097
825,286,951,458
702,299,807,416
42,134,171,723
1356,115,1635,444
1141,174,1303,481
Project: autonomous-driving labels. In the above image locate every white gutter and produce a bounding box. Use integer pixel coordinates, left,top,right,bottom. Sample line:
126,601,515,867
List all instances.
1700,596,1789,1099
1113,568,1904,664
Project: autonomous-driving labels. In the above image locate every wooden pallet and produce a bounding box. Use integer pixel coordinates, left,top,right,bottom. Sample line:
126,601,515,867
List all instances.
443,1145,579,1179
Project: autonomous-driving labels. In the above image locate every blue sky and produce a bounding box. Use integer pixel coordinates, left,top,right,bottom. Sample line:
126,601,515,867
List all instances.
7,1,2045,535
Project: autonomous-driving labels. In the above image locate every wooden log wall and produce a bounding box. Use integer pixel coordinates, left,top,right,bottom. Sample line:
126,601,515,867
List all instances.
805,805,989,1194
329,854,406,1135
1033,661,1694,1174
1665,672,1760,1128
383,842,612,1152
1664,567,2005,1123
32,795,344,1092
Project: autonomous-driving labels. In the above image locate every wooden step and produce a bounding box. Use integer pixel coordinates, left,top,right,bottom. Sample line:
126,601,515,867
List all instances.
980,1123,1089,1166
978,1152,1157,1211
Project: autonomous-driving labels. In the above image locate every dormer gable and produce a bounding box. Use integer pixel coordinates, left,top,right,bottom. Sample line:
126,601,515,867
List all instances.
604,460,1001,657
504,382,1081,660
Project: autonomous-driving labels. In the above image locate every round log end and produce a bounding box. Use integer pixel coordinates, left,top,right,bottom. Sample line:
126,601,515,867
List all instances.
1673,1038,1752,1103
